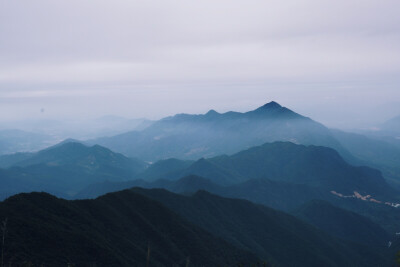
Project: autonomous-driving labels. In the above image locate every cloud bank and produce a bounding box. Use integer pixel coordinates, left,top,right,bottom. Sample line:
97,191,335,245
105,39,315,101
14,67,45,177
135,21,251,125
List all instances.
0,0,399,128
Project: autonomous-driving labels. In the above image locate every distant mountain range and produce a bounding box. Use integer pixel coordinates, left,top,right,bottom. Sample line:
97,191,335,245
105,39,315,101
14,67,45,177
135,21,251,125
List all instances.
0,142,147,199
1,138,395,204
91,101,352,162
86,102,400,188
1,102,400,266
79,142,397,200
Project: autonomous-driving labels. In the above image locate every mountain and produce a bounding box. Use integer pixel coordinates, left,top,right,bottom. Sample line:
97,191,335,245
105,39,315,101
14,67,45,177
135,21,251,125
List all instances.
148,142,396,199
0,141,147,174
91,102,351,161
77,141,398,204
7,141,146,172
76,174,400,237
75,175,221,200
294,200,390,246
0,191,257,266
138,158,194,181
132,188,389,266
75,175,328,211
0,129,56,155
328,196,400,234
0,152,34,169
331,129,400,185
201,142,394,197
0,142,148,199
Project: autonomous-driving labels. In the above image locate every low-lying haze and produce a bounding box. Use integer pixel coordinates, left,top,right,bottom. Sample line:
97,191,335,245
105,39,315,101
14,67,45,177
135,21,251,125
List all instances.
1,0,399,129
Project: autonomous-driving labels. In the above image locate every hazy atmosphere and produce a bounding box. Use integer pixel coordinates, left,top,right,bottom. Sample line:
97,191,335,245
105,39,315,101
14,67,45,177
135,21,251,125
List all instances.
3,2,400,266
1,0,400,128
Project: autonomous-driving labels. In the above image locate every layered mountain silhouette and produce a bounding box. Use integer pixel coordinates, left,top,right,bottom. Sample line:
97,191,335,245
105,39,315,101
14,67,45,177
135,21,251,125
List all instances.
131,188,388,266
77,173,400,233
91,102,351,161
0,142,147,199
3,140,393,202
0,189,390,266
134,142,396,199
293,199,390,246
0,191,257,266
1,140,146,171
0,101,399,266
331,129,400,185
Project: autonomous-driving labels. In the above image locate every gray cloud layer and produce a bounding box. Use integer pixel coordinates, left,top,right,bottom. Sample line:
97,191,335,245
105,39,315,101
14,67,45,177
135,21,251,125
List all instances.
1,0,399,128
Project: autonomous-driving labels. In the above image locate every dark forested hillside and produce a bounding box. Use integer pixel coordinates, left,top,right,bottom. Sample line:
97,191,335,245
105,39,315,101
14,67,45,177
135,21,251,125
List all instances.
132,188,389,267
0,191,258,267
294,199,390,246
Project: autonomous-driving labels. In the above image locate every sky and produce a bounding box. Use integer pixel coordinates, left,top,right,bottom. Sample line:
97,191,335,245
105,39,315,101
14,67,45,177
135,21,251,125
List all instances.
1,0,399,129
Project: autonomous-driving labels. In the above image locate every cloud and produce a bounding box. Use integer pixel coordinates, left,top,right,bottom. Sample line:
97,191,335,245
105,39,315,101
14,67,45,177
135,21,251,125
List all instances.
0,0,399,126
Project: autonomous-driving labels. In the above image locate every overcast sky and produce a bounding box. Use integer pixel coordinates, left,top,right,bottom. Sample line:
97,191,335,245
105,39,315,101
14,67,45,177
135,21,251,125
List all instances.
1,0,399,129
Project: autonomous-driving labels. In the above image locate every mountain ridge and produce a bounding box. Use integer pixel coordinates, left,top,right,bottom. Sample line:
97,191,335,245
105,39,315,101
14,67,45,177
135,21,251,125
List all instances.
0,190,258,266
91,101,350,161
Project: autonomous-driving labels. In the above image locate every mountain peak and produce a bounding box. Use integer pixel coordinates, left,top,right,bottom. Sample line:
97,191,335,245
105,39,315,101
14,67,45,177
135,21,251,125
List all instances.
205,109,219,116
251,101,287,114
260,101,282,109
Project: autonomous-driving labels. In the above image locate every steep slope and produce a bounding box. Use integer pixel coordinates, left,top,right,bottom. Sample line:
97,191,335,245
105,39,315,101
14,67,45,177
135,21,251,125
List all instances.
132,188,389,267
331,129,400,184
328,196,400,234
294,200,390,246
92,102,350,161
0,191,257,267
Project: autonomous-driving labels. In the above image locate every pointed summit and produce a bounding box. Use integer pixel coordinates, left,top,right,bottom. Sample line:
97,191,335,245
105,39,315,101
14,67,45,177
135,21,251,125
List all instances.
249,101,304,120
253,101,283,113
260,101,282,109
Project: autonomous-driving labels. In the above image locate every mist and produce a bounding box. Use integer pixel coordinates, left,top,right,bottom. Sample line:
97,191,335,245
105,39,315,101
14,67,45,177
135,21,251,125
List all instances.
1,0,399,132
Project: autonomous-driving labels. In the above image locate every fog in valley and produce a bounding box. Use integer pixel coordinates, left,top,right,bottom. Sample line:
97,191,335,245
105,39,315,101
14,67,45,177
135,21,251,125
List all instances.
1,1,400,266
1,0,399,138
